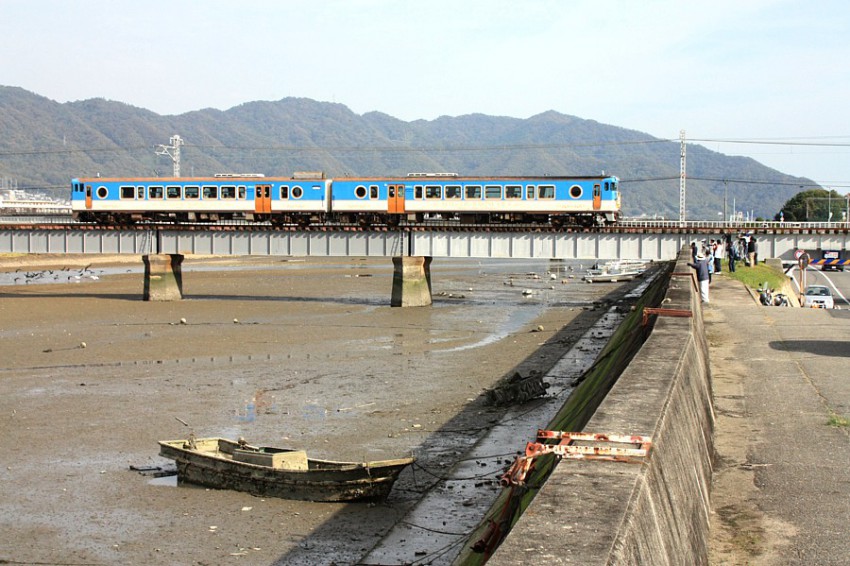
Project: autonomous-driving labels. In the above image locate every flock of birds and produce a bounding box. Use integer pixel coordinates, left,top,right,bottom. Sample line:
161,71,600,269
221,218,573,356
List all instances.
7,264,102,285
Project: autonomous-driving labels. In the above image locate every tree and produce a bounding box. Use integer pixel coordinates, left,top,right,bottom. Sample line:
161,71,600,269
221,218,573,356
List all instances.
775,188,845,222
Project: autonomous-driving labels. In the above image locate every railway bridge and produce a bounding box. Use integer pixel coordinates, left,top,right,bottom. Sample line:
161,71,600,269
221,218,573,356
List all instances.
2,219,850,303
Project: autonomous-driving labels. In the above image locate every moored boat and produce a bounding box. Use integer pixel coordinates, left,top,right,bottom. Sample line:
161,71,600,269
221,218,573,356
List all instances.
582,260,648,283
158,436,414,502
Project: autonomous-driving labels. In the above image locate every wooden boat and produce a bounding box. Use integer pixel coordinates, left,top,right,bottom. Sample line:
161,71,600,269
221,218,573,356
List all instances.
158,436,414,502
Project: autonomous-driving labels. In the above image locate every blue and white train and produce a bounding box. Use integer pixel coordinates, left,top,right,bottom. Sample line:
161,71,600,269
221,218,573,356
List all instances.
71,172,620,227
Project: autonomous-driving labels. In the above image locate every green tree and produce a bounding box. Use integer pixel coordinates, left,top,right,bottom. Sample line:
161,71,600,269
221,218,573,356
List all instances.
775,188,846,222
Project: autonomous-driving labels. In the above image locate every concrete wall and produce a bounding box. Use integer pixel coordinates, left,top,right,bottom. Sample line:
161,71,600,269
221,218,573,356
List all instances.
489,249,714,565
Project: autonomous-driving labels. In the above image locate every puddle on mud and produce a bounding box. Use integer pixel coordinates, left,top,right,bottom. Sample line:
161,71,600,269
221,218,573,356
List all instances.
147,474,177,487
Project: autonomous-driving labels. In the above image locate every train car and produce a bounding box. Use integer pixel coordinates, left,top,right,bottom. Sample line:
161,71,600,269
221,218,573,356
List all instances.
330,174,620,226
71,172,619,227
71,175,331,224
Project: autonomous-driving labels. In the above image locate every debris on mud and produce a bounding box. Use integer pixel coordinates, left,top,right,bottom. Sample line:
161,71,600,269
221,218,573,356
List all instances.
484,370,549,406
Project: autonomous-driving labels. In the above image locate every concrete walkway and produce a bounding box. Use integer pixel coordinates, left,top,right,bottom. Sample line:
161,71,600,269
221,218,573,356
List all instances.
706,275,850,565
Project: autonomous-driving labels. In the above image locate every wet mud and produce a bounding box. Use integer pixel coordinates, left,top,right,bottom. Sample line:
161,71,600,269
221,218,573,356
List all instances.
0,255,640,565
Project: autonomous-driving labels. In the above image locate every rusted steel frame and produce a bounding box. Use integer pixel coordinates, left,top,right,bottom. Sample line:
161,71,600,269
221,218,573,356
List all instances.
642,306,693,326
524,441,650,460
537,429,652,446
500,431,653,486
499,456,535,487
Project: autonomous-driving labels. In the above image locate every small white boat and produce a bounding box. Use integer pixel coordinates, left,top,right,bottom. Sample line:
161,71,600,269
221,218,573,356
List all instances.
583,260,648,283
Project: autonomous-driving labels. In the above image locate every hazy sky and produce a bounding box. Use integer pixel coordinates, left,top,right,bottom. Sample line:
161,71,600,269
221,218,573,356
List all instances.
4,0,849,190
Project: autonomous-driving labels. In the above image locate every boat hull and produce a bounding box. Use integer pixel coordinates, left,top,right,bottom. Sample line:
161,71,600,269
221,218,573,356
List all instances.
158,437,413,502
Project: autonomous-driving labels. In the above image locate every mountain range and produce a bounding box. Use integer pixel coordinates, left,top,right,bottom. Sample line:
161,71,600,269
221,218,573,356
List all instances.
0,85,815,219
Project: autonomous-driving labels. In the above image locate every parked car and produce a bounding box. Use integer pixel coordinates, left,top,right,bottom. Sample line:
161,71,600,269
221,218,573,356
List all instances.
802,285,835,309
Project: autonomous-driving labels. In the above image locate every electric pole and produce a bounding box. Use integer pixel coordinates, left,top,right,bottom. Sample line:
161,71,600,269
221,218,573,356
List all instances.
679,130,686,224
155,134,183,177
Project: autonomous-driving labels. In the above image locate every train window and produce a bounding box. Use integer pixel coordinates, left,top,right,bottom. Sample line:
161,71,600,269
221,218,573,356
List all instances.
604,182,610,191
569,185,583,199
525,185,535,199
354,185,367,199
465,185,482,199
137,186,144,199
184,186,200,199
445,185,461,199
96,186,108,199
505,185,522,199
221,186,236,199
291,186,303,199
414,185,423,199
166,185,181,199
280,185,289,199
485,185,502,199
120,186,135,199
202,186,218,199
538,185,555,199
149,186,164,199
238,186,246,199
425,185,442,199
370,185,379,199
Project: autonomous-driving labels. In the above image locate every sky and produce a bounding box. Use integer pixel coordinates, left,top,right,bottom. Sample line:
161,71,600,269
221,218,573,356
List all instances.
3,0,850,191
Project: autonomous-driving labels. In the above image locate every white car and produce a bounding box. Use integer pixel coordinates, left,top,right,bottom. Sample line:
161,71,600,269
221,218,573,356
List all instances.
802,285,835,309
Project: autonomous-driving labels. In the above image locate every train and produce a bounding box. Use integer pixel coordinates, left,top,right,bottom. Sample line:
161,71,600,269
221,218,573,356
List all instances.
70,172,620,227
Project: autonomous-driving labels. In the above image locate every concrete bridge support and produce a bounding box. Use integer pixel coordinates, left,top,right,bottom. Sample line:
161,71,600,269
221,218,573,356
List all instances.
143,254,184,301
391,256,432,307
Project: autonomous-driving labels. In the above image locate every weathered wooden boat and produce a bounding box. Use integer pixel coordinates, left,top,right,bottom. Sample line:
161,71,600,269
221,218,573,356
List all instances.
158,436,414,502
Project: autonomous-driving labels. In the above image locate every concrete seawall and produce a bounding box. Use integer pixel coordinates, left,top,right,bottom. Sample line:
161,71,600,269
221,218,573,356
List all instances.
489,248,714,564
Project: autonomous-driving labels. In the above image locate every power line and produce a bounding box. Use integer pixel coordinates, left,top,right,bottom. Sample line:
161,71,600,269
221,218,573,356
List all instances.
0,139,671,157
3,136,850,158
689,137,850,148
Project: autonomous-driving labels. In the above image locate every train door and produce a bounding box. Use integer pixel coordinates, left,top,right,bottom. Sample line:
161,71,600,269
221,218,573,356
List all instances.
255,184,271,214
388,184,405,214
85,184,93,209
592,183,601,210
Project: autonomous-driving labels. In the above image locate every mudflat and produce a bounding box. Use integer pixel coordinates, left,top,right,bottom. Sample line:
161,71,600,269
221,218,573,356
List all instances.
0,254,630,565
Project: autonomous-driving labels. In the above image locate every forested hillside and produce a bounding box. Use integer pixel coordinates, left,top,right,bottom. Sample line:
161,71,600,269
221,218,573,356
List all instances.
0,86,814,219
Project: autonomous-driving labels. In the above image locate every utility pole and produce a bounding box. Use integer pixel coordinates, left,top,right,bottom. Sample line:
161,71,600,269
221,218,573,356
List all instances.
155,134,183,177
679,130,686,224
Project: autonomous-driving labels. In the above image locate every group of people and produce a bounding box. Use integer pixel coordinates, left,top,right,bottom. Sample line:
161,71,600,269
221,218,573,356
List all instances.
688,234,759,303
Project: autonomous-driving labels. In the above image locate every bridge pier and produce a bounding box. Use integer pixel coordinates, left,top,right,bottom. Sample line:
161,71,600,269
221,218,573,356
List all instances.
391,256,432,307
143,254,184,301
